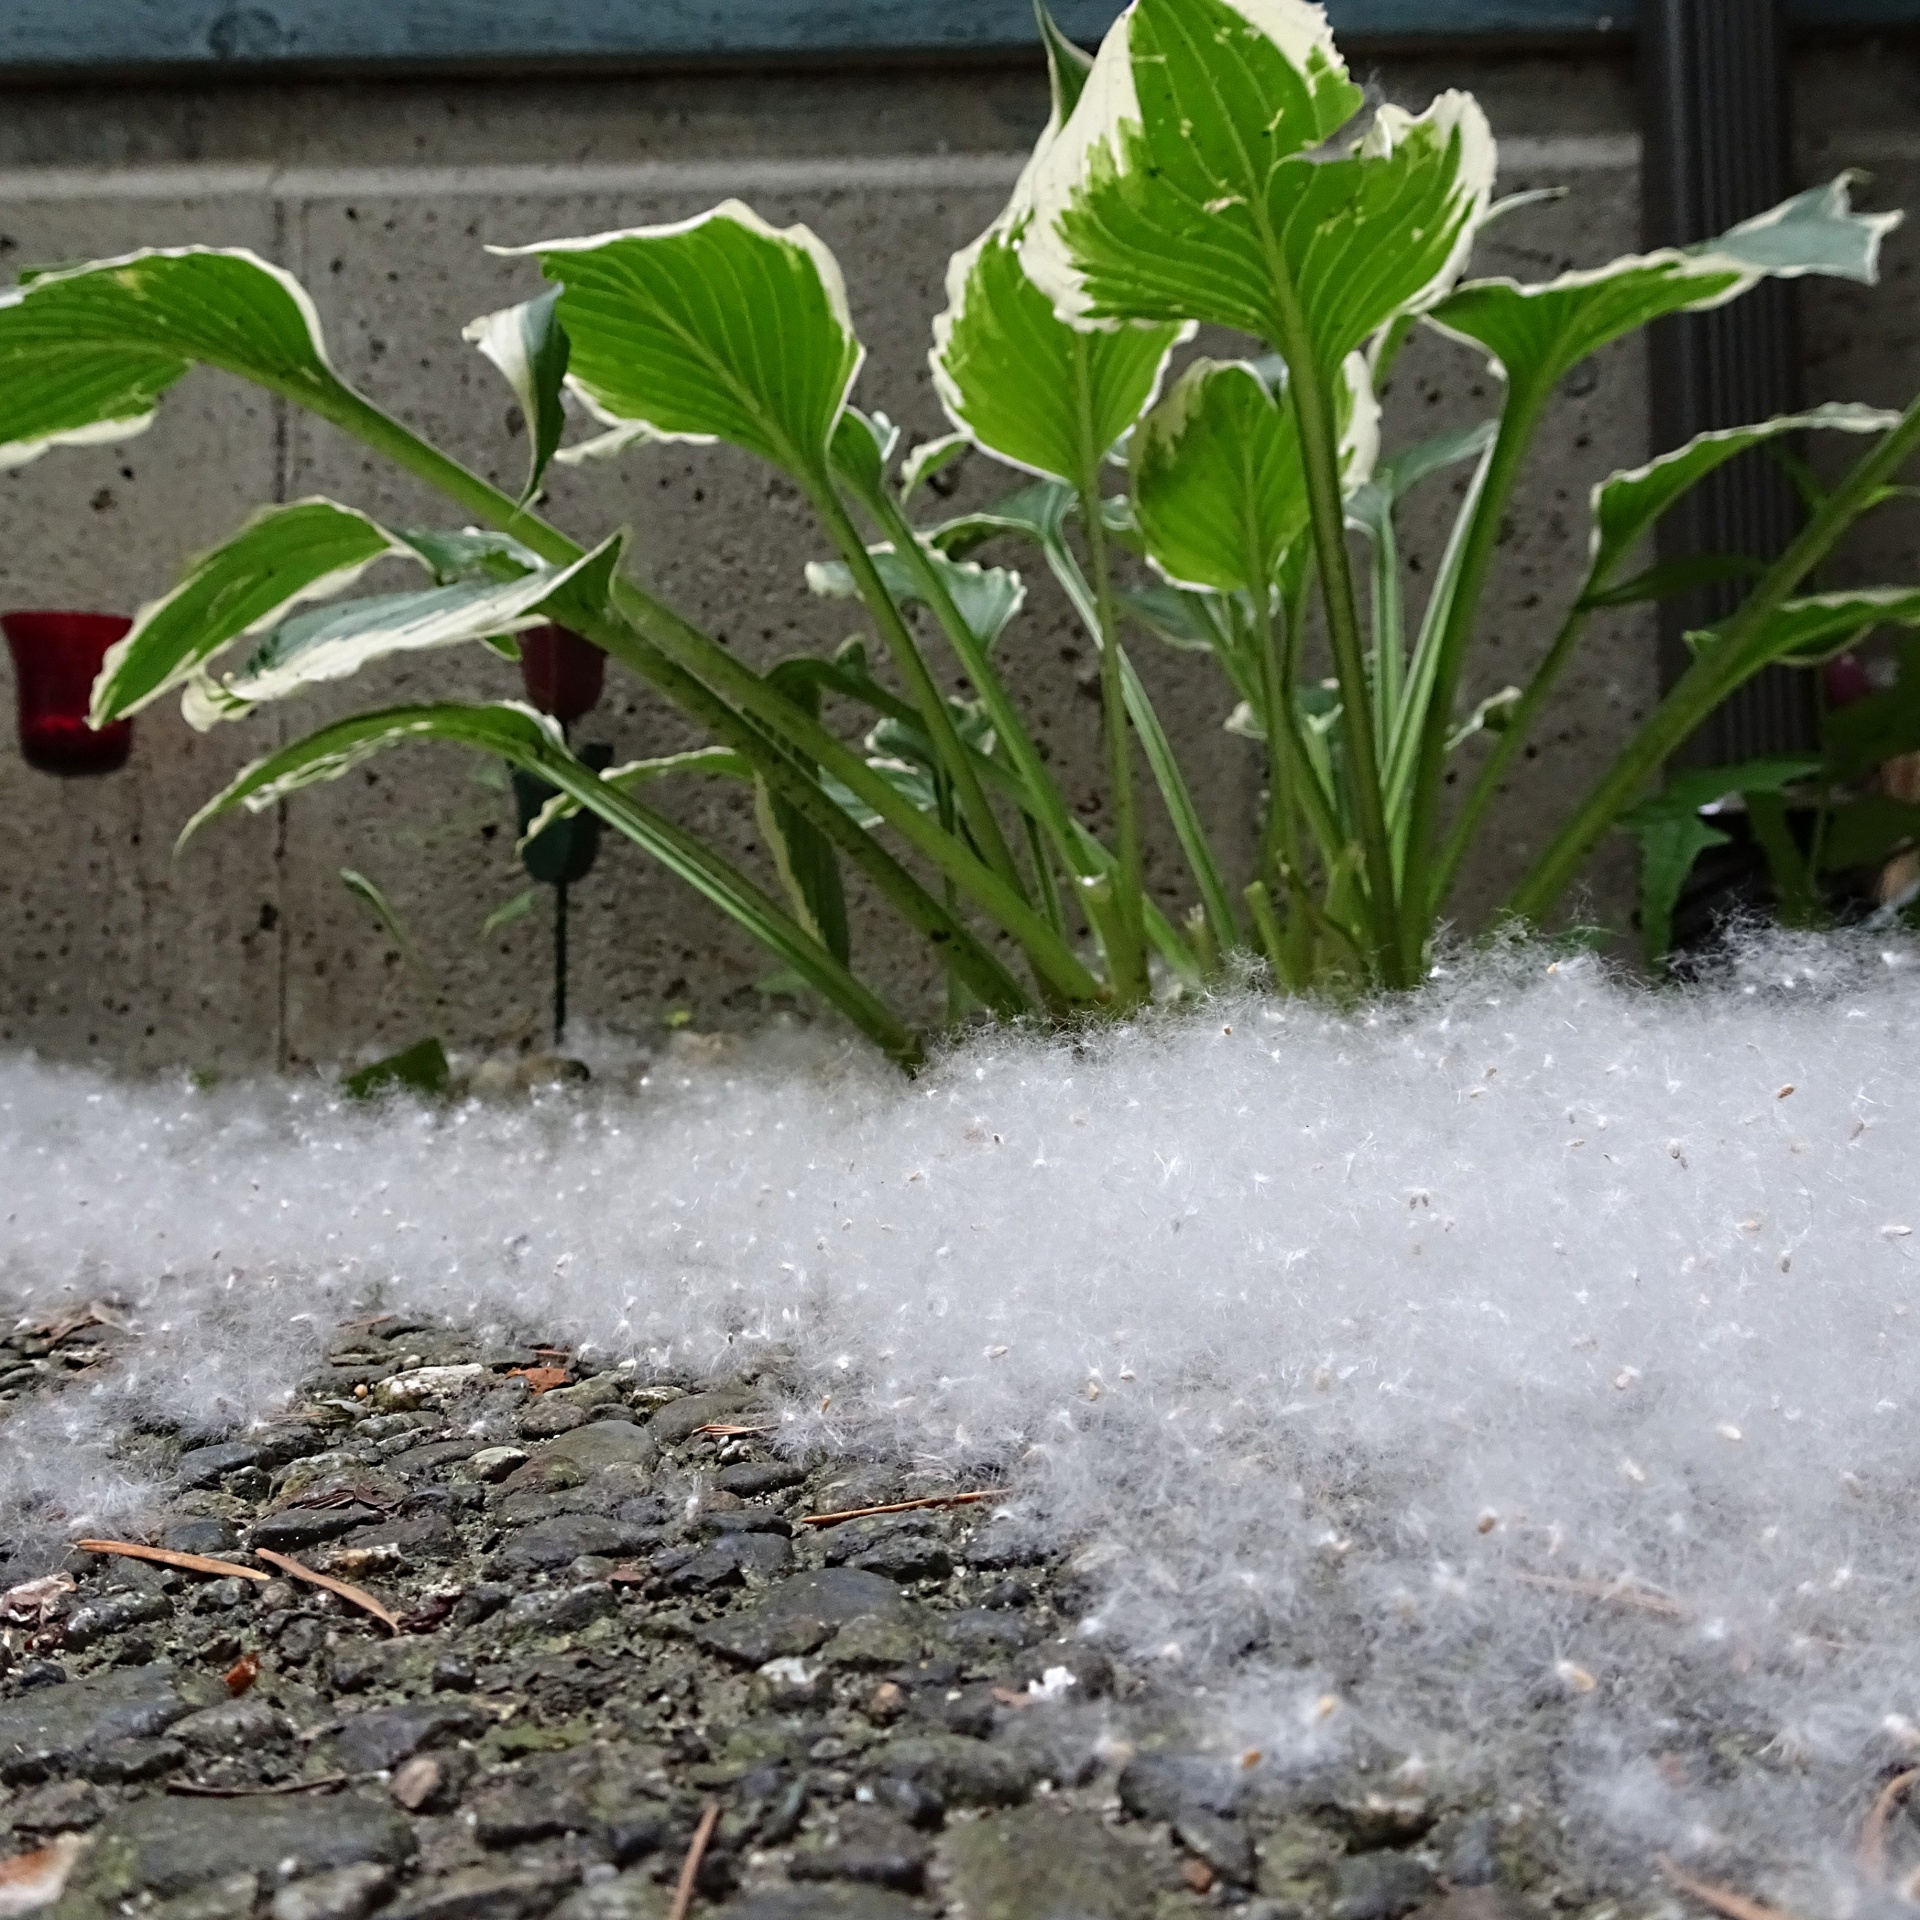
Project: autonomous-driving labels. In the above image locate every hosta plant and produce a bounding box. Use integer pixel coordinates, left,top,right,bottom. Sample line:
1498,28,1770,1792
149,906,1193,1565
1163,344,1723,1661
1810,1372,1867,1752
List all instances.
4,0,1915,1069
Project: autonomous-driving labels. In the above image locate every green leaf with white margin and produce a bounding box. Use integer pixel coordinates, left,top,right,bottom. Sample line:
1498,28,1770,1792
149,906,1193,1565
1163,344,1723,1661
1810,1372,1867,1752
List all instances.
0,247,348,470
520,747,751,847
501,201,863,483
929,477,1076,558
932,214,1185,486
184,701,923,1068
462,286,570,503
1693,587,1920,670
1130,353,1378,593
92,498,400,724
757,659,850,967
805,543,1026,652
930,18,1187,490
1022,0,1494,371
898,432,969,504
1430,176,1899,404
181,534,624,727
1582,401,1900,595
552,388,660,468
1619,756,1820,963
394,526,542,586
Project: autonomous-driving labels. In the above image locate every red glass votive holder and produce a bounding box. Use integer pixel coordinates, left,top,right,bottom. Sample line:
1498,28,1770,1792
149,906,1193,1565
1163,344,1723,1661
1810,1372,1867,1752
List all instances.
2,611,134,777
518,624,606,726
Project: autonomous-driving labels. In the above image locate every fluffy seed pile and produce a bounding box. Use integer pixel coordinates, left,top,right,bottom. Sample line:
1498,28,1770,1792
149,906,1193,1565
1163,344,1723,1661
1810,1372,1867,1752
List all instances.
6,935,1920,1902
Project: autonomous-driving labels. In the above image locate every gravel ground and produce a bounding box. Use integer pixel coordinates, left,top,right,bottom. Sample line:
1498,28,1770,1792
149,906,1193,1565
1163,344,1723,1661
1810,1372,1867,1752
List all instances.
0,1308,1642,1920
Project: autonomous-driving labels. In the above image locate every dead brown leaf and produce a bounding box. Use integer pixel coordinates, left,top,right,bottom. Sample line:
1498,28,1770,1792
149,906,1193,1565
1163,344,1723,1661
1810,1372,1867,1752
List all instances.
252,1548,403,1635
506,1366,570,1395
801,1488,1009,1528
75,1539,270,1585
1656,1854,1802,1920
1859,1768,1919,1883
0,1832,87,1912
223,1652,260,1698
0,1572,75,1625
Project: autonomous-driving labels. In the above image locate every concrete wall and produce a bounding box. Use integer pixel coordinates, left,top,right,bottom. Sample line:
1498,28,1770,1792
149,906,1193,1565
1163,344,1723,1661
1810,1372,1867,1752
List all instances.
0,43,1914,1071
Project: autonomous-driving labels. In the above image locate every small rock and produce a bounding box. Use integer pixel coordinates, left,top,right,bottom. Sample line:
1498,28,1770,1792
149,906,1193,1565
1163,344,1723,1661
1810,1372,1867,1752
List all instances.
647,1388,761,1445
875,1733,1035,1808
695,1568,906,1668
176,1442,262,1491
466,1446,530,1483
931,1610,1032,1665
492,1514,664,1573
72,1793,414,1901
389,1755,444,1812
713,1461,806,1498
249,1507,385,1553
551,1874,673,1920
1176,1809,1258,1887
818,1615,923,1671
499,1583,618,1636
162,1519,242,1556
271,1863,397,1920
170,1697,291,1754
1444,1814,1500,1887
527,1420,658,1477
1118,1751,1244,1824
0,1663,212,1783
1332,1852,1439,1920
193,1577,254,1614
9,1775,106,1833
720,1892,923,1920
82,1735,186,1783
939,1805,1151,1918
62,1589,171,1649
960,1523,1051,1571
790,1807,930,1892
471,1780,595,1847
332,1702,488,1774
383,1865,570,1920
664,1532,792,1593
154,1870,262,1920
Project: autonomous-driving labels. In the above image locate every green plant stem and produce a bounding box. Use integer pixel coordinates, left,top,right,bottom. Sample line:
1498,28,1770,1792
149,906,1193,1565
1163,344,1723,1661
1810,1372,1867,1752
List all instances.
1398,385,1546,964
298,381,1104,1008
1430,598,1592,916
565,602,1030,1017
1046,528,1241,963
1507,388,1920,924
1260,291,1403,982
863,485,1094,895
810,482,1026,900
1078,478,1150,1004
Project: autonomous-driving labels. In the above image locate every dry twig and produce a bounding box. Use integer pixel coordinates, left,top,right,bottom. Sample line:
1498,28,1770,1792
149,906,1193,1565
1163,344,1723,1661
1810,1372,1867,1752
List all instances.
1858,1768,1919,1882
1656,1854,1802,1920
691,1422,776,1438
167,1774,351,1798
801,1489,1009,1528
1514,1570,1689,1621
253,1548,403,1634
76,1539,270,1584
668,1800,721,1920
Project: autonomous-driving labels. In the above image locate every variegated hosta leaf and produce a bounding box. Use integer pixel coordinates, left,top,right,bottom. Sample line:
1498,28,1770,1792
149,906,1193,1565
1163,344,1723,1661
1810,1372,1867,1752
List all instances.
806,544,1025,651
1695,587,1920,670
183,535,623,728
898,432,968,502
92,498,400,724
1430,175,1898,402
1022,0,1494,371
501,201,863,483
1584,401,1900,592
0,247,345,471
1129,353,1378,594
394,527,543,586
932,217,1185,487
462,287,569,502
552,388,660,467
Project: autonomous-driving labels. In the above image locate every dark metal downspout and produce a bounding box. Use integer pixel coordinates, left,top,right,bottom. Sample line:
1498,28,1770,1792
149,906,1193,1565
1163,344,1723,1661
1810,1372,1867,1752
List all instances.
1641,0,1813,765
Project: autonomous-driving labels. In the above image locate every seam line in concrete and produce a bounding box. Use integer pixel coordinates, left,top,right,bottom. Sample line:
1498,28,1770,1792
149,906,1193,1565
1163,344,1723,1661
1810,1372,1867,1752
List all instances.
5,133,1912,208
0,137,1656,207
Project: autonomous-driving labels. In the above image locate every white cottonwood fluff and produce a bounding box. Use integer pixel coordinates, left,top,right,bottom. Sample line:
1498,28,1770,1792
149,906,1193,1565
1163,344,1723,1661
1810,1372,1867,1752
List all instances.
5,934,1920,1902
